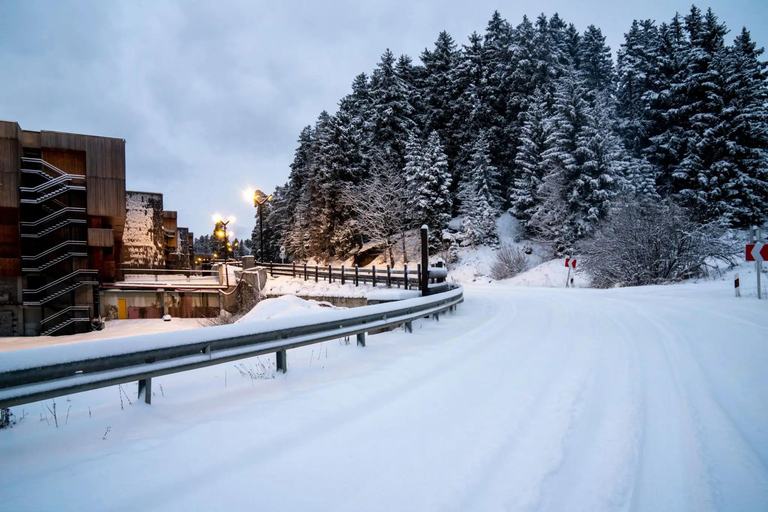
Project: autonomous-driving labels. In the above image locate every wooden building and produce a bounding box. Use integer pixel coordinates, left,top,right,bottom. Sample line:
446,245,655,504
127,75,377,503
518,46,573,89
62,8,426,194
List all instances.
0,120,198,337
0,120,125,336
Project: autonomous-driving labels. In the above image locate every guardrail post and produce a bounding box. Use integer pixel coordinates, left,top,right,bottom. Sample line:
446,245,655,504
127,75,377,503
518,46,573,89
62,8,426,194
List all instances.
404,263,408,289
355,264,359,286
357,332,366,347
315,265,319,282
405,321,413,333
328,264,333,283
138,378,152,404
417,264,422,294
276,349,287,373
304,263,308,281
292,262,296,278
421,226,429,296
341,265,345,285
269,262,274,277
387,265,392,287
373,265,377,287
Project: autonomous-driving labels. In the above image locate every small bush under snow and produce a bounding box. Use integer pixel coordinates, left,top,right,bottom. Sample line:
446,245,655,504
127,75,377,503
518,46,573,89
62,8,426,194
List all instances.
489,245,530,280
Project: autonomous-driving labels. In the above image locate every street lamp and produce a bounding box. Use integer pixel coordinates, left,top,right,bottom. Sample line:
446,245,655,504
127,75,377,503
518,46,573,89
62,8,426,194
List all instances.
212,214,235,263
248,190,273,262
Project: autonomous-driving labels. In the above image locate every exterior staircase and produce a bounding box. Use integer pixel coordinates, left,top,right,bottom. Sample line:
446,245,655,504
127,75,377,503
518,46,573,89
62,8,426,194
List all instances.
19,154,97,336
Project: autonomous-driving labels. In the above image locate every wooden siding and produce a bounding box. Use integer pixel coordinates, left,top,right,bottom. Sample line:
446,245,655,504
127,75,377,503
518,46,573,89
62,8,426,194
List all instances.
88,228,115,247
39,131,125,179
0,258,21,277
19,130,40,148
0,121,21,139
41,148,86,176
0,131,21,209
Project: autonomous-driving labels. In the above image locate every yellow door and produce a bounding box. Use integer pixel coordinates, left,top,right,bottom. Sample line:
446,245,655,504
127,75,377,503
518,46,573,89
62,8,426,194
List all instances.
118,299,127,320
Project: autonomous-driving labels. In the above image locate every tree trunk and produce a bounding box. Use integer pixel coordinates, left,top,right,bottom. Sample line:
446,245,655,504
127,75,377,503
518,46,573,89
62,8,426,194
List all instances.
387,236,395,268
401,231,409,263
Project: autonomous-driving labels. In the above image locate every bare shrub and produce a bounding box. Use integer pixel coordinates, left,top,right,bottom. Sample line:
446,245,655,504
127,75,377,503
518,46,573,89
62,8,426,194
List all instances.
490,245,529,280
577,199,739,288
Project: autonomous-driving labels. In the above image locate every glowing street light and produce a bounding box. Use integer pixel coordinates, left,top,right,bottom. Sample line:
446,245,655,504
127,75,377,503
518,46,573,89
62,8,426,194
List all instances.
245,188,274,262
212,214,234,263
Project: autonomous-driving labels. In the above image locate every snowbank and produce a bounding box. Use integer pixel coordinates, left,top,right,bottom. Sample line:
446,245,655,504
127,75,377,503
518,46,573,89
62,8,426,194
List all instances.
237,295,336,323
263,275,420,300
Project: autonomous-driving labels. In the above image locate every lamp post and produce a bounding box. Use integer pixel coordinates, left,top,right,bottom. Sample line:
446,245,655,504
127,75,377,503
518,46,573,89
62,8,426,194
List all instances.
252,191,273,262
212,214,235,263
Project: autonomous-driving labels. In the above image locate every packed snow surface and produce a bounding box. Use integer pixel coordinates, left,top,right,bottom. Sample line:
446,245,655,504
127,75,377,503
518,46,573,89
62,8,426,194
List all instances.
2,279,768,511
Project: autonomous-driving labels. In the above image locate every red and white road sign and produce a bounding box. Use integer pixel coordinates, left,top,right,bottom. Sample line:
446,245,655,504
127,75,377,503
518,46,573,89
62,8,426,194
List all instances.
746,244,768,262
565,258,577,269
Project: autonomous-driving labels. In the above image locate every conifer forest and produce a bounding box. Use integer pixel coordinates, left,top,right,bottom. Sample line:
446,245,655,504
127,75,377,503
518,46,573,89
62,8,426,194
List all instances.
248,5,768,262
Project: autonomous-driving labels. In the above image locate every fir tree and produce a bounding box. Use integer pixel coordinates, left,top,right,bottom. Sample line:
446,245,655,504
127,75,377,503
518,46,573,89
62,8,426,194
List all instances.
370,49,419,169
459,132,498,247
405,132,452,242
510,88,555,224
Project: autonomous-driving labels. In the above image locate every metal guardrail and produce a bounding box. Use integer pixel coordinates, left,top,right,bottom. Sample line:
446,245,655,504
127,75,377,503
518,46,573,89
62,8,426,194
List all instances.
0,286,463,409
260,261,447,291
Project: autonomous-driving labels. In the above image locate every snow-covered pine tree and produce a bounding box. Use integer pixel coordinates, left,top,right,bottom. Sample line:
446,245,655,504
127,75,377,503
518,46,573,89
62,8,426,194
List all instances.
283,126,314,260
459,132,498,247
645,13,691,197
510,88,554,223
669,7,729,220
420,31,460,155
526,167,570,256
482,11,516,197
716,27,768,226
617,19,660,157
571,93,627,235
578,25,614,98
451,32,494,195
370,49,419,170
405,132,452,243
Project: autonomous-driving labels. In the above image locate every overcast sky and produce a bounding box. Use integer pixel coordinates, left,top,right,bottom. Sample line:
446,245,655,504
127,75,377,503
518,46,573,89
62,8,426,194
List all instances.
1,0,765,238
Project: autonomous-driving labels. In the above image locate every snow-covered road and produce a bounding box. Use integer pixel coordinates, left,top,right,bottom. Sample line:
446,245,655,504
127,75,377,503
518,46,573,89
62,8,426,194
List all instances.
2,281,767,511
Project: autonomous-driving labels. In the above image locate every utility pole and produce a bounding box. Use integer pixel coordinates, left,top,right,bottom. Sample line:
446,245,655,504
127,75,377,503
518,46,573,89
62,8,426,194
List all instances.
755,227,762,299
253,191,273,262
420,225,429,297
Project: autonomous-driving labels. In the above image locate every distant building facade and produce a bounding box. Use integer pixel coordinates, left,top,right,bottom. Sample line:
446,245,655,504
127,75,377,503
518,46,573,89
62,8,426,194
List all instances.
0,121,198,336
0,121,125,336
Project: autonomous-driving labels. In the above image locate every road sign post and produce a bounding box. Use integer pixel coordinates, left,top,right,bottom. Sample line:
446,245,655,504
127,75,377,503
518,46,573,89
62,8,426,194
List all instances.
735,273,741,297
564,256,576,288
746,228,766,299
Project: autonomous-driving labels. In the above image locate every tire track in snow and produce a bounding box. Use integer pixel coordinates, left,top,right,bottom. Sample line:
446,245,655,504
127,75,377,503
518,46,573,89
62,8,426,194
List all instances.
537,298,644,512
619,297,768,511
445,292,599,512
613,298,717,512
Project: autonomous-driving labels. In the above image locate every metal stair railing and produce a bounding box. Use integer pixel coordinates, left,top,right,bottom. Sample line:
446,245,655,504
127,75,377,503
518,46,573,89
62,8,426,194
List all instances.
22,279,99,306
22,252,89,273
23,269,99,295
21,207,87,227
22,240,88,261
39,306,91,327
19,173,85,194
20,157,79,178
20,218,87,238
42,317,92,337
20,184,87,204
